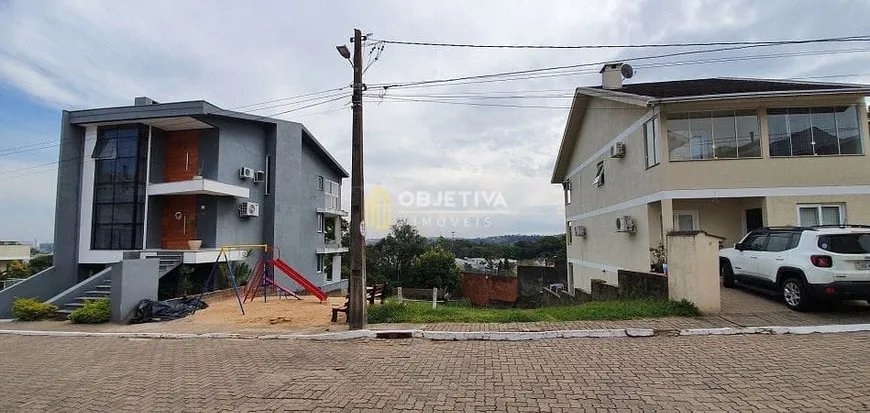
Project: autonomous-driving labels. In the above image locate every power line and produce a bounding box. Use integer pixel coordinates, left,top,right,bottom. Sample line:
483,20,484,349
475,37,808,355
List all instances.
370,37,870,90
365,95,570,109
371,34,870,49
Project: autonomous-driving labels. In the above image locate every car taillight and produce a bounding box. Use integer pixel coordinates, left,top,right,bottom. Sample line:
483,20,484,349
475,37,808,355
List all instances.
811,255,832,268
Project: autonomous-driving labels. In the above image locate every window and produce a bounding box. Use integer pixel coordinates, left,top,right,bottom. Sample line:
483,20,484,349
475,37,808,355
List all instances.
317,175,324,191
91,124,148,250
673,211,699,231
768,105,863,156
742,234,768,251
563,180,572,204
818,233,870,254
668,110,760,161
798,204,844,226
643,117,661,167
566,221,572,245
264,155,271,195
317,213,325,233
324,179,340,210
765,232,799,252
316,255,325,273
593,161,605,187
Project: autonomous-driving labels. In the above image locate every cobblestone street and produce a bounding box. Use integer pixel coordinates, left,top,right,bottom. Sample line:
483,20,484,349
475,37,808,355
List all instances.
1,332,869,411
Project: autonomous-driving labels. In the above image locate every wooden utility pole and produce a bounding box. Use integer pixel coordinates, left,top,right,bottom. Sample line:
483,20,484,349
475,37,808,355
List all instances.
348,28,367,329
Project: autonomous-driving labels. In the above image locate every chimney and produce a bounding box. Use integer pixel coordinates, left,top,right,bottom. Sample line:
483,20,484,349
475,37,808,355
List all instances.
600,63,625,90
134,96,159,106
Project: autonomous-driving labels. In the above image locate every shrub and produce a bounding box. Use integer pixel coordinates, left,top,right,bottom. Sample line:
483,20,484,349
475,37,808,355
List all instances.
5,261,31,279
29,255,53,275
12,297,58,321
69,299,110,324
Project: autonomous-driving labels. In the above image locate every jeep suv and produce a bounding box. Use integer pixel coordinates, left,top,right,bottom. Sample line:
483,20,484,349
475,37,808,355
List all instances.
719,226,870,311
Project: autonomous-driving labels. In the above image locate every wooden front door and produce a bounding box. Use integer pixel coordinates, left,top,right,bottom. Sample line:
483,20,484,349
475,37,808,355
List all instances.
161,195,197,249
164,130,199,182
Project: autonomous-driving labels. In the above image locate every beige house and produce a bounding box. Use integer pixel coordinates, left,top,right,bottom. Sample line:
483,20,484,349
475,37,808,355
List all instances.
551,63,870,293
0,242,31,274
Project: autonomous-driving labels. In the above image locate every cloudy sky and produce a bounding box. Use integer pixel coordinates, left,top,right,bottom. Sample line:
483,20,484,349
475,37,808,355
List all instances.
1,0,870,242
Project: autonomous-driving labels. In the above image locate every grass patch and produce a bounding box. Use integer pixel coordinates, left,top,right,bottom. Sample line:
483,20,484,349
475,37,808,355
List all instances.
367,299,699,324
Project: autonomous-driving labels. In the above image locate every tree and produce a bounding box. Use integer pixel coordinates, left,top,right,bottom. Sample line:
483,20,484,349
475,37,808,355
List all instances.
409,246,461,293
5,261,31,279
367,219,428,289
29,255,53,275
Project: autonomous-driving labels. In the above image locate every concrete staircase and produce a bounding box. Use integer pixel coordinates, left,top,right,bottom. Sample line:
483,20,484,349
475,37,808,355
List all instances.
55,280,112,320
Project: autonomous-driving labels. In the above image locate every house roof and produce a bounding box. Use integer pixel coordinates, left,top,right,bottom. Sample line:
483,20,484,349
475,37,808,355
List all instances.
591,78,870,100
67,100,349,178
551,77,870,183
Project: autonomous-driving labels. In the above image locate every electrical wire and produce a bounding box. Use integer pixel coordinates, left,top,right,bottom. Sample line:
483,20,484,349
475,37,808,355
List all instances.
371,34,870,49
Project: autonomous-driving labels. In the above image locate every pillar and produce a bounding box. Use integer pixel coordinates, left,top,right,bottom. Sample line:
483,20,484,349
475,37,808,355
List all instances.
333,216,341,247
660,198,674,246
331,254,341,283
666,231,722,312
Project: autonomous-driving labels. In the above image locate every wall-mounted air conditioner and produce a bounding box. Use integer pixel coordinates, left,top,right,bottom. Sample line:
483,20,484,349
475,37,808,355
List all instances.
610,142,626,158
615,216,636,233
254,170,265,183
239,167,254,179
573,225,587,238
239,202,260,217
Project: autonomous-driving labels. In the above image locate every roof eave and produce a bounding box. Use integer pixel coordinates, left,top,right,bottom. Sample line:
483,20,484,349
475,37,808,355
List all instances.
651,88,870,104
574,86,653,108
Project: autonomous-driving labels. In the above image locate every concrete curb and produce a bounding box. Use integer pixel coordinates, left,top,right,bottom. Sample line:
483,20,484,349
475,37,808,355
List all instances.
0,323,867,341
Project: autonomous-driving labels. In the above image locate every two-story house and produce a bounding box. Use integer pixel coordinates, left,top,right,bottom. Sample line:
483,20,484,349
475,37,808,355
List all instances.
551,64,870,293
0,97,348,318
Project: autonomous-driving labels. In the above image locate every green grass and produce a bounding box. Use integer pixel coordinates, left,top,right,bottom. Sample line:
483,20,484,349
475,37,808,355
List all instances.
367,299,700,324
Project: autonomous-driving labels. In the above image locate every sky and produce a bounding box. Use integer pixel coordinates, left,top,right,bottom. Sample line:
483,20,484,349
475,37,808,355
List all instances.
1,0,870,242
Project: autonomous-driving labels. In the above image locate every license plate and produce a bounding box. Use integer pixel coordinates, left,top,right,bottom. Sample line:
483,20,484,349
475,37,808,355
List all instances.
856,262,870,270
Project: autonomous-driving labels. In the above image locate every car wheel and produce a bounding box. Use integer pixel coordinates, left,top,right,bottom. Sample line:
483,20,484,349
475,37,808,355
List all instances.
721,261,735,288
782,277,811,311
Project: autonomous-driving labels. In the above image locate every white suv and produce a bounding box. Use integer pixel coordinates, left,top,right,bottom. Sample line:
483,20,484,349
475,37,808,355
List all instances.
719,226,870,311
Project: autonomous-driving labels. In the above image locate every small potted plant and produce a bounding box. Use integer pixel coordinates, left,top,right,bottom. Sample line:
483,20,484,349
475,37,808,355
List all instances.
186,214,202,250
192,161,204,180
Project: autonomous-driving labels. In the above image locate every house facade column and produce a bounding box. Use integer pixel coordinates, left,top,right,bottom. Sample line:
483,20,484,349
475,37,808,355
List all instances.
661,198,674,245
331,254,341,283
333,216,341,247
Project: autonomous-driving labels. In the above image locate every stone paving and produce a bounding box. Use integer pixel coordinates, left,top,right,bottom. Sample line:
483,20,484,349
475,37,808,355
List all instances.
1,332,870,411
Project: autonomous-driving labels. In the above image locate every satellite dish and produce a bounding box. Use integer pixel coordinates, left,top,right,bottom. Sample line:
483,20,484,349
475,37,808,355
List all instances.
621,63,634,79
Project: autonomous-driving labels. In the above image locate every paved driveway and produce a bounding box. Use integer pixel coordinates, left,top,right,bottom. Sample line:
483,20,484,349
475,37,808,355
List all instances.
1,333,869,411
718,283,870,327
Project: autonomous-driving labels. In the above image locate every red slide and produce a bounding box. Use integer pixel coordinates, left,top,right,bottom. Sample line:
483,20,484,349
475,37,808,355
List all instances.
269,258,328,302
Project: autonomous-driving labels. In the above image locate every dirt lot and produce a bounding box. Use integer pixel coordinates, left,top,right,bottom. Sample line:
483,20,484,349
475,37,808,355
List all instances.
2,293,351,335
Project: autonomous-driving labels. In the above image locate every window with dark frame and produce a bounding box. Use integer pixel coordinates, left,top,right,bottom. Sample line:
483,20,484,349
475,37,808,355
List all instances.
563,180,572,204
316,255,325,273
593,161,605,187
264,155,271,195
318,175,324,191
91,124,148,250
317,213,325,233
768,105,863,157
643,117,661,167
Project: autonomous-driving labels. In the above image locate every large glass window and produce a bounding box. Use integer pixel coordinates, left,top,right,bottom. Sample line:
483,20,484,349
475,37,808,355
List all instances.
767,105,863,156
668,110,760,161
91,124,148,250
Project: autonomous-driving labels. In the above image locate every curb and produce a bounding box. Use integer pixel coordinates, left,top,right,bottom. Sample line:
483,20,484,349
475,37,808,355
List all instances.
0,323,867,341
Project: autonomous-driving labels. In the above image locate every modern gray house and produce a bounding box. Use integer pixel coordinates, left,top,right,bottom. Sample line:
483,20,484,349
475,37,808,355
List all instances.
0,97,348,319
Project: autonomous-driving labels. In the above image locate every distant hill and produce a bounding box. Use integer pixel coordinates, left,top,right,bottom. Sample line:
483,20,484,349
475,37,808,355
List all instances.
427,234,558,245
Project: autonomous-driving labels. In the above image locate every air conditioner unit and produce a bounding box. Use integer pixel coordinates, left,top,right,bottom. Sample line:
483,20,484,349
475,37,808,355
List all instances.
610,142,626,158
254,170,265,183
573,225,587,238
239,202,260,217
239,167,254,179
615,216,636,233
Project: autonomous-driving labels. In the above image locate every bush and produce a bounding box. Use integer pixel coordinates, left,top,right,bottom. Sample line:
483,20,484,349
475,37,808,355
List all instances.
69,299,110,324
5,261,31,279
12,297,58,321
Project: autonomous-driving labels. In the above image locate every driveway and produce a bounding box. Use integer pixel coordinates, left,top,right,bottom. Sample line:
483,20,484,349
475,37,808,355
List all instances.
717,283,870,327
1,333,869,411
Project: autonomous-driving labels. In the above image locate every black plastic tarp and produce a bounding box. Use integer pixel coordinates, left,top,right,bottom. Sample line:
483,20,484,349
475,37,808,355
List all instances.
130,297,208,324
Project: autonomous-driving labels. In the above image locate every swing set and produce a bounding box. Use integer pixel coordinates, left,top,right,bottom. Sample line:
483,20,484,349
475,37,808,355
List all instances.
196,244,328,316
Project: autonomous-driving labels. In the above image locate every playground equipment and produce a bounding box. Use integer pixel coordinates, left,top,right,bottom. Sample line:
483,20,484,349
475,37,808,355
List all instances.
193,245,328,316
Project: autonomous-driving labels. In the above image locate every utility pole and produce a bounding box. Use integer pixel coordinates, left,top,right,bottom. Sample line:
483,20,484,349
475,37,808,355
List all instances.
347,29,367,329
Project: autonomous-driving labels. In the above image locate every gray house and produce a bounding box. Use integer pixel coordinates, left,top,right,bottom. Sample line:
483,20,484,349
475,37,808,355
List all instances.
0,97,348,319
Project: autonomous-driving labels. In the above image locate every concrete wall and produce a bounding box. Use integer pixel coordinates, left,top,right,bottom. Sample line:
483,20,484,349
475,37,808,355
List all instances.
54,112,84,285
667,231,721,312
672,198,746,247
110,259,159,323
268,122,306,289
461,273,518,306
0,267,58,318
765,194,870,226
617,270,668,299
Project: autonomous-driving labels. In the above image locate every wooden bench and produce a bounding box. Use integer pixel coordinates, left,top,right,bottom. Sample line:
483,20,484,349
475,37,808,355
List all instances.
368,283,385,305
